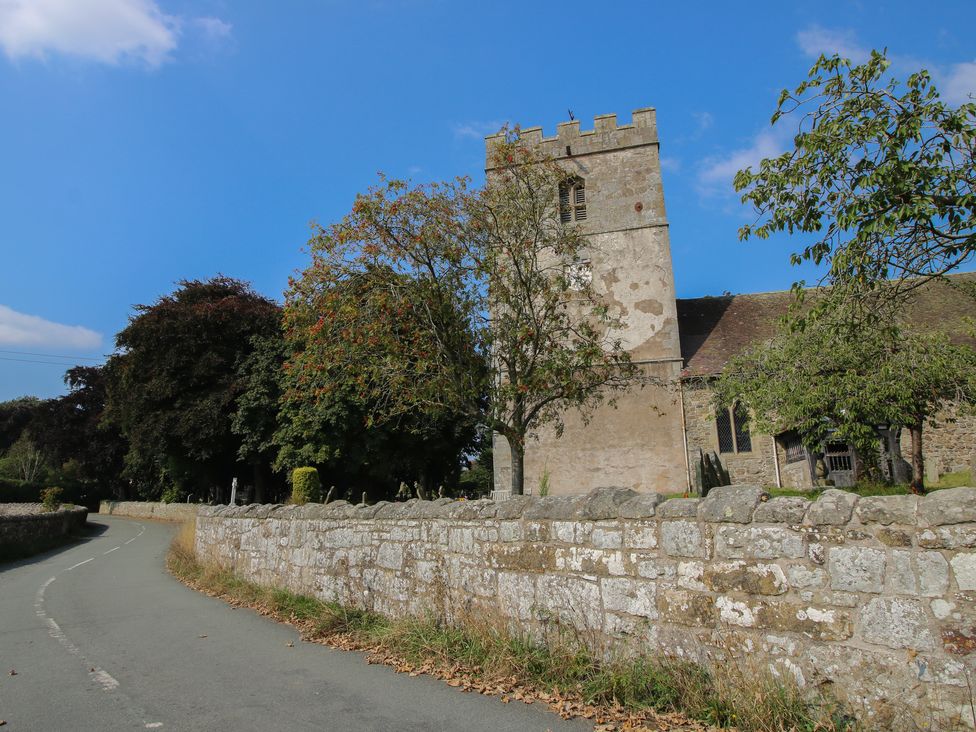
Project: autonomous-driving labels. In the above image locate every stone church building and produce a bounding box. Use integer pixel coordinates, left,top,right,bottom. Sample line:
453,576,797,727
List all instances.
488,108,976,496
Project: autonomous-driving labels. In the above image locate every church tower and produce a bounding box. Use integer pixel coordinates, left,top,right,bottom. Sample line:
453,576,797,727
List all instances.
486,108,687,495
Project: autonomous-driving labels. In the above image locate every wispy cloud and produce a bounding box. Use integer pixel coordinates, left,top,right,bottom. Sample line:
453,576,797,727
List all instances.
0,305,101,350
796,25,869,64
796,25,974,104
659,156,682,173
939,60,976,104
696,128,788,197
0,0,232,68
453,120,506,140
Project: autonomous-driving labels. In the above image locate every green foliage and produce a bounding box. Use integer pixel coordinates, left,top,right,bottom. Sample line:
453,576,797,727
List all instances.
715,310,976,490
160,484,188,504
735,50,976,321
40,486,63,512
105,277,281,501
537,467,551,497
291,467,323,505
284,132,640,495
0,397,41,453
698,450,730,496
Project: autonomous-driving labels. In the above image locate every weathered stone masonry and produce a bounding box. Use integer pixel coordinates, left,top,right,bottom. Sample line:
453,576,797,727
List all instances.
196,486,976,728
0,504,88,560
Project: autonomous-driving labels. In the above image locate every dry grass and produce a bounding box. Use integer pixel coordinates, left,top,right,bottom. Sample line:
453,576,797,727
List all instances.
167,529,853,732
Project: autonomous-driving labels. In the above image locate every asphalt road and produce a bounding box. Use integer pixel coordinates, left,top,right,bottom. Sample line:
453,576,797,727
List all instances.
0,515,592,732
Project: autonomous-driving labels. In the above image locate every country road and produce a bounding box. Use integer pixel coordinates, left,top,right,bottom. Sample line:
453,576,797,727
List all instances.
0,515,592,731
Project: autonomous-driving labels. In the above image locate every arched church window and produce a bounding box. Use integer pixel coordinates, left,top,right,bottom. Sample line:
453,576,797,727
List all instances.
559,178,586,223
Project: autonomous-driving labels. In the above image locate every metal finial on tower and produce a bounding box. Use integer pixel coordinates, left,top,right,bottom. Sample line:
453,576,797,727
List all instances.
567,109,575,121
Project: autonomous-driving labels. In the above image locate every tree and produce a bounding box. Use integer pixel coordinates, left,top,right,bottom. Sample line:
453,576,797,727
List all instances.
31,366,129,499
0,397,41,453
284,135,637,495
105,277,281,501
715,312,976,493
279,272,480,500
735,51,976,320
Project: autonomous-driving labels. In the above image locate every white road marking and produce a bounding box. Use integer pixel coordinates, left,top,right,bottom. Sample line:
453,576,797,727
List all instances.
145,723,164,728
66,557,94,571
104,546,119,555
124,524,146,545
34,575,120,691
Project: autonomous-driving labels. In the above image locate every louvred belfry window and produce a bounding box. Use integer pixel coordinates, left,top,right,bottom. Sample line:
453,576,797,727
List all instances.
559,178,586,223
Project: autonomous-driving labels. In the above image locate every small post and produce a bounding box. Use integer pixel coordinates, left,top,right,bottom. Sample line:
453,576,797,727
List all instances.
229,477,238,506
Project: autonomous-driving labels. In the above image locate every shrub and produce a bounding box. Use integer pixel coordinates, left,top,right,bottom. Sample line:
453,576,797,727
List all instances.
41,486,63,512
291,467,323,505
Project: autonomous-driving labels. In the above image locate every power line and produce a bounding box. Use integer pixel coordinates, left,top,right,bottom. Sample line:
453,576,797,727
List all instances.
0,350,104,362
0,356,80,367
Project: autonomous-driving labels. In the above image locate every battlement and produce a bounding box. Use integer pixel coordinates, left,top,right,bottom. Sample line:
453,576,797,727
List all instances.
485,108,657,169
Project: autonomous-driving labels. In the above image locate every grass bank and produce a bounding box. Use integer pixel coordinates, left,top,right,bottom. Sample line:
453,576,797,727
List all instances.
167,521,851,732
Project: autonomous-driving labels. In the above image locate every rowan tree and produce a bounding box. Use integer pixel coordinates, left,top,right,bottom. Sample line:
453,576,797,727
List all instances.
284,135,637,495
735,50,976,320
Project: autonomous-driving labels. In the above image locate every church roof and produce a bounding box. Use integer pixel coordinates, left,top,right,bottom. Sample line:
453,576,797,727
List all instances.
676,271,976,377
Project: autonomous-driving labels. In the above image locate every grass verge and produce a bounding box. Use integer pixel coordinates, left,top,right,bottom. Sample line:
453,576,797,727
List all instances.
168,522,853,731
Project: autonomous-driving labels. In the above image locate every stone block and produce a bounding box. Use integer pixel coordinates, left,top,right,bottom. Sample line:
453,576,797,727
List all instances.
657,498,699,518
590,524,623,549
754,497,808,524
806,489,858,526
888,550,949,597
573,487,639,519
715,597,852,640
918,526,976,549
600,577,657,619
919,488,976,526
828,546,886,593
618,493,665,519
856,495,919,525
787,564,827,589
714,526,805,559
860,597,935,650
657,588,716,626
698,485,768,523
875,528,913,547
622,522,657,549
950,552,976,591
536,575,603,630
676,561,705,591
704,561,788,595
659,520,707,558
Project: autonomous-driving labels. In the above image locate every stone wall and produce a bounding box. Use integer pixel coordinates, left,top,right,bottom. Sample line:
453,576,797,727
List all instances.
196,486,976,728
99,501,200,522
0,504,88,560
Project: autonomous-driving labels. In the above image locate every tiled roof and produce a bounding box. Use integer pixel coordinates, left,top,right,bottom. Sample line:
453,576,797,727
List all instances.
677,272,976,377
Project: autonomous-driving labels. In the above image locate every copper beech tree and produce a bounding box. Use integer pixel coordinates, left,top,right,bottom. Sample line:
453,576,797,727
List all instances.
284,136,637,495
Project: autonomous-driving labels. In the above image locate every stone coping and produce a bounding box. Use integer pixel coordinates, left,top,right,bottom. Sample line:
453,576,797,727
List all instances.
198,485,976,528
0,504,88,522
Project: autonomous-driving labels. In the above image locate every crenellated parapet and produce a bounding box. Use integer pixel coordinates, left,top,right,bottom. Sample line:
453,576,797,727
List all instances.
485,108,658,169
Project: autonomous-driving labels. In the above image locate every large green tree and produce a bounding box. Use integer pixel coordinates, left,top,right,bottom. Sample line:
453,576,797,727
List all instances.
32,366,129,499
285,137,636,495
106,277,281,501
735,51,976,320
715,313,976,493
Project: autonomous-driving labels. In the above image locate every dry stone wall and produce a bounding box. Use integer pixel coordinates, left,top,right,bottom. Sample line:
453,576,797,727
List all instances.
99,501,200,522
0,504,88,560
195,486,976,729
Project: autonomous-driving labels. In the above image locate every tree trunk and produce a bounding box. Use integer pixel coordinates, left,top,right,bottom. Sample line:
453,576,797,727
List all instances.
509,437,525,496
909,421,927,495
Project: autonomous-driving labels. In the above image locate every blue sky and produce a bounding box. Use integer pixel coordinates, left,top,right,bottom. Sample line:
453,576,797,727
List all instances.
1,0,974,401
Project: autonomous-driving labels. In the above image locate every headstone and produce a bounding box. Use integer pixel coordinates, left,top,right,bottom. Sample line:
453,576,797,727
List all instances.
925,458,940,487
229,477,238,506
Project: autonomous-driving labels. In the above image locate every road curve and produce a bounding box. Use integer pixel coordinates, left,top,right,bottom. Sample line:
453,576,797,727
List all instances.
0,515,592,732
